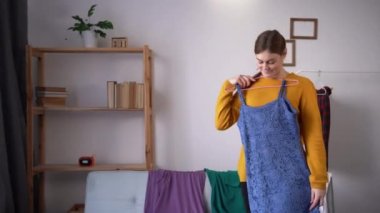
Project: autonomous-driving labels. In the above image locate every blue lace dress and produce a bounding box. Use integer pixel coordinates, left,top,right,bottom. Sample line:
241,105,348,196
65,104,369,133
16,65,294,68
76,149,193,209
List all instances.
236,81,319,213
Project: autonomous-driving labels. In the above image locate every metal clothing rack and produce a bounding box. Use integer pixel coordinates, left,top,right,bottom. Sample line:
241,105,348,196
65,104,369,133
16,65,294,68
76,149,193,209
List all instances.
296,70,380,74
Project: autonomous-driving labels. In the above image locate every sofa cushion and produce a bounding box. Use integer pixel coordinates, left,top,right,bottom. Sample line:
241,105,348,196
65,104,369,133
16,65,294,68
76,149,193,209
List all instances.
84,171,148,213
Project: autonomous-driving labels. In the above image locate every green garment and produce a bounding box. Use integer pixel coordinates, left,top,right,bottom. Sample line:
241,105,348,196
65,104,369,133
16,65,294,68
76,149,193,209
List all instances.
205,169,246,213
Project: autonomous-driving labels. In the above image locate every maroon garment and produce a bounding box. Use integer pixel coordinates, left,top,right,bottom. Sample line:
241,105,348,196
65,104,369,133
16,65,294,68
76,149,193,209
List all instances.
317,86,332,169
144,169,206,213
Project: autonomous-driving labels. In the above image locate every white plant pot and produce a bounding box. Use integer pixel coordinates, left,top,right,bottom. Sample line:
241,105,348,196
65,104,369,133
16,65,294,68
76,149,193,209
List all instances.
82,31,98,48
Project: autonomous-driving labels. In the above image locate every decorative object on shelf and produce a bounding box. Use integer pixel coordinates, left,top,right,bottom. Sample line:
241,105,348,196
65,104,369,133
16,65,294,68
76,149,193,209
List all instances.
67,4,114,47
112,37,128,48
81,31,97,48
79,155,96,167
284,40,296,67
290,18,318,40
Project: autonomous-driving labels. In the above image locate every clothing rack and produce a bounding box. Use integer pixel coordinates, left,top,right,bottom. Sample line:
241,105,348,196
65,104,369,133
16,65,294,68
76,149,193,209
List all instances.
296,70,380,74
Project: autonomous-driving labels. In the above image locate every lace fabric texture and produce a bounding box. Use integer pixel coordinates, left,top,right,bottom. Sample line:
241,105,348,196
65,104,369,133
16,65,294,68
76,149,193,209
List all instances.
236,82,319,213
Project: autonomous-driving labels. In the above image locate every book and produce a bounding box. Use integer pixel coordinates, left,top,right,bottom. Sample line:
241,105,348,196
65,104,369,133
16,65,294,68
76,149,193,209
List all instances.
36,97,66,107
135,83,144,109
129,81,136,108
35,86,68,107
35,86,66,92
107,81,116,108
116,82,129,108
36,91,69,97
114,81,143,109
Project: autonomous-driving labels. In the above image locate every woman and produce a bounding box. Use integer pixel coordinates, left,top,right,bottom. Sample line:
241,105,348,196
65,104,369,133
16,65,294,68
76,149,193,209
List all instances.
215,30,327,212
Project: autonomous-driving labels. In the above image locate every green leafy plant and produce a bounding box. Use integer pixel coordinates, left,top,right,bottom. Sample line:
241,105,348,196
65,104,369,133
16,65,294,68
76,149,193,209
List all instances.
68,4,113,38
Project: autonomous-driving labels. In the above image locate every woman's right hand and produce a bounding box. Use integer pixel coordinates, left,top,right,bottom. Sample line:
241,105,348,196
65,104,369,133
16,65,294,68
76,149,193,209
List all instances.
228,75,256,89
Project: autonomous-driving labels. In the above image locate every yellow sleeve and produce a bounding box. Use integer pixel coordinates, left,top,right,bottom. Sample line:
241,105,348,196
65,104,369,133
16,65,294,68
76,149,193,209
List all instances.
299,79,328,189
237,147,247,182
215,80,246,181
215,81,241,130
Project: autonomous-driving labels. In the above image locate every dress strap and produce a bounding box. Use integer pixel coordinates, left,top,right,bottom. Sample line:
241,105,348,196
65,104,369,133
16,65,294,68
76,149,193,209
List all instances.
278,80,287,99
235,84,246,105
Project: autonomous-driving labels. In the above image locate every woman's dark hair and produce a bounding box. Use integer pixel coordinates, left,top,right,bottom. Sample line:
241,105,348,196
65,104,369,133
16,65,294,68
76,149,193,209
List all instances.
254,30,286,55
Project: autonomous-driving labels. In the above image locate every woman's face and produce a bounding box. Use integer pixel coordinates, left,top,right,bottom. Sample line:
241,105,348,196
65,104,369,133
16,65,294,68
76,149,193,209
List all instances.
256,50,286,78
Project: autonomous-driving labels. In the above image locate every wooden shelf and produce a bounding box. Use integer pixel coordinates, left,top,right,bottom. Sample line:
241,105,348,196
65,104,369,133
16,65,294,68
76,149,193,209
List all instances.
33,163,147,173
32,106,144,114
31,47,145,55
26,44,154,212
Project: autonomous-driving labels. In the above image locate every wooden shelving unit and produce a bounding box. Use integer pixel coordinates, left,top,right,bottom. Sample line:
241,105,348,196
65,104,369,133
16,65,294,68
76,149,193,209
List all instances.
25,46,154,213
33,163,147,173
32,107,144,115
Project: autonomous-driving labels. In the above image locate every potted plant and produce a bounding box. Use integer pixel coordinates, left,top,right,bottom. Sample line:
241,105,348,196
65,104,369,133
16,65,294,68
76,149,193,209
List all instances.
68,4,114,47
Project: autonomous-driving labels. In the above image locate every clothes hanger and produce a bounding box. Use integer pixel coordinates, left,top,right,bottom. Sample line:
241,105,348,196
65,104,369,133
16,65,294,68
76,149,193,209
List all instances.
225,72,299,92
317,87,327,96
315,70,324,89
241,76,299,91
315,70,333,96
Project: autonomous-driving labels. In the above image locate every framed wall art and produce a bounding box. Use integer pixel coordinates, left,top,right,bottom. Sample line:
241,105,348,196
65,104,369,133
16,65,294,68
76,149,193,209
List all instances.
290,18,318,39
284,39,296,66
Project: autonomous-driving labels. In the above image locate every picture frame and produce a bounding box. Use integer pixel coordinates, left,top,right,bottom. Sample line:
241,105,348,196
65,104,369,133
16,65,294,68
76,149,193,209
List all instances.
284,40,296,67
290,18,318,39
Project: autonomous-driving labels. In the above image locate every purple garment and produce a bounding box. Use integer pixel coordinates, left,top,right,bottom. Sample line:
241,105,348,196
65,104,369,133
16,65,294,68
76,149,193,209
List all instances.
144,169,206,213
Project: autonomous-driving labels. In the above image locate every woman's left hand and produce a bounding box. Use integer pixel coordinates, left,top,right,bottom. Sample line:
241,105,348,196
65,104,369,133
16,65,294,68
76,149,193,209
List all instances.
309,188,326,210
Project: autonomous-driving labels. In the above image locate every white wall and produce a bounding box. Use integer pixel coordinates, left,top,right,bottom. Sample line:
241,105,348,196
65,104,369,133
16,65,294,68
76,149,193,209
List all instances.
28,0,380,212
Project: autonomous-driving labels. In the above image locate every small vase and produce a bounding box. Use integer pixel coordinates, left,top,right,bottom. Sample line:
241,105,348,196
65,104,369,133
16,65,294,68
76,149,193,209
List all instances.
81,31,98,48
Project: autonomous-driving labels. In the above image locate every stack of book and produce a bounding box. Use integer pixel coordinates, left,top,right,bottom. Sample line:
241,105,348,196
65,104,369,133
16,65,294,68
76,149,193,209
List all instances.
107,81,144,109
36,87,69,107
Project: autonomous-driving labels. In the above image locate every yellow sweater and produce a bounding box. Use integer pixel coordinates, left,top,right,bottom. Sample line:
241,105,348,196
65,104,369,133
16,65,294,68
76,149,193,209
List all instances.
215,73,327,189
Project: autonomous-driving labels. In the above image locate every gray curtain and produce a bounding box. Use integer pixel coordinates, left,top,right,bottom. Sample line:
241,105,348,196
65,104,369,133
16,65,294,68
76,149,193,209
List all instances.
0,0,29,212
